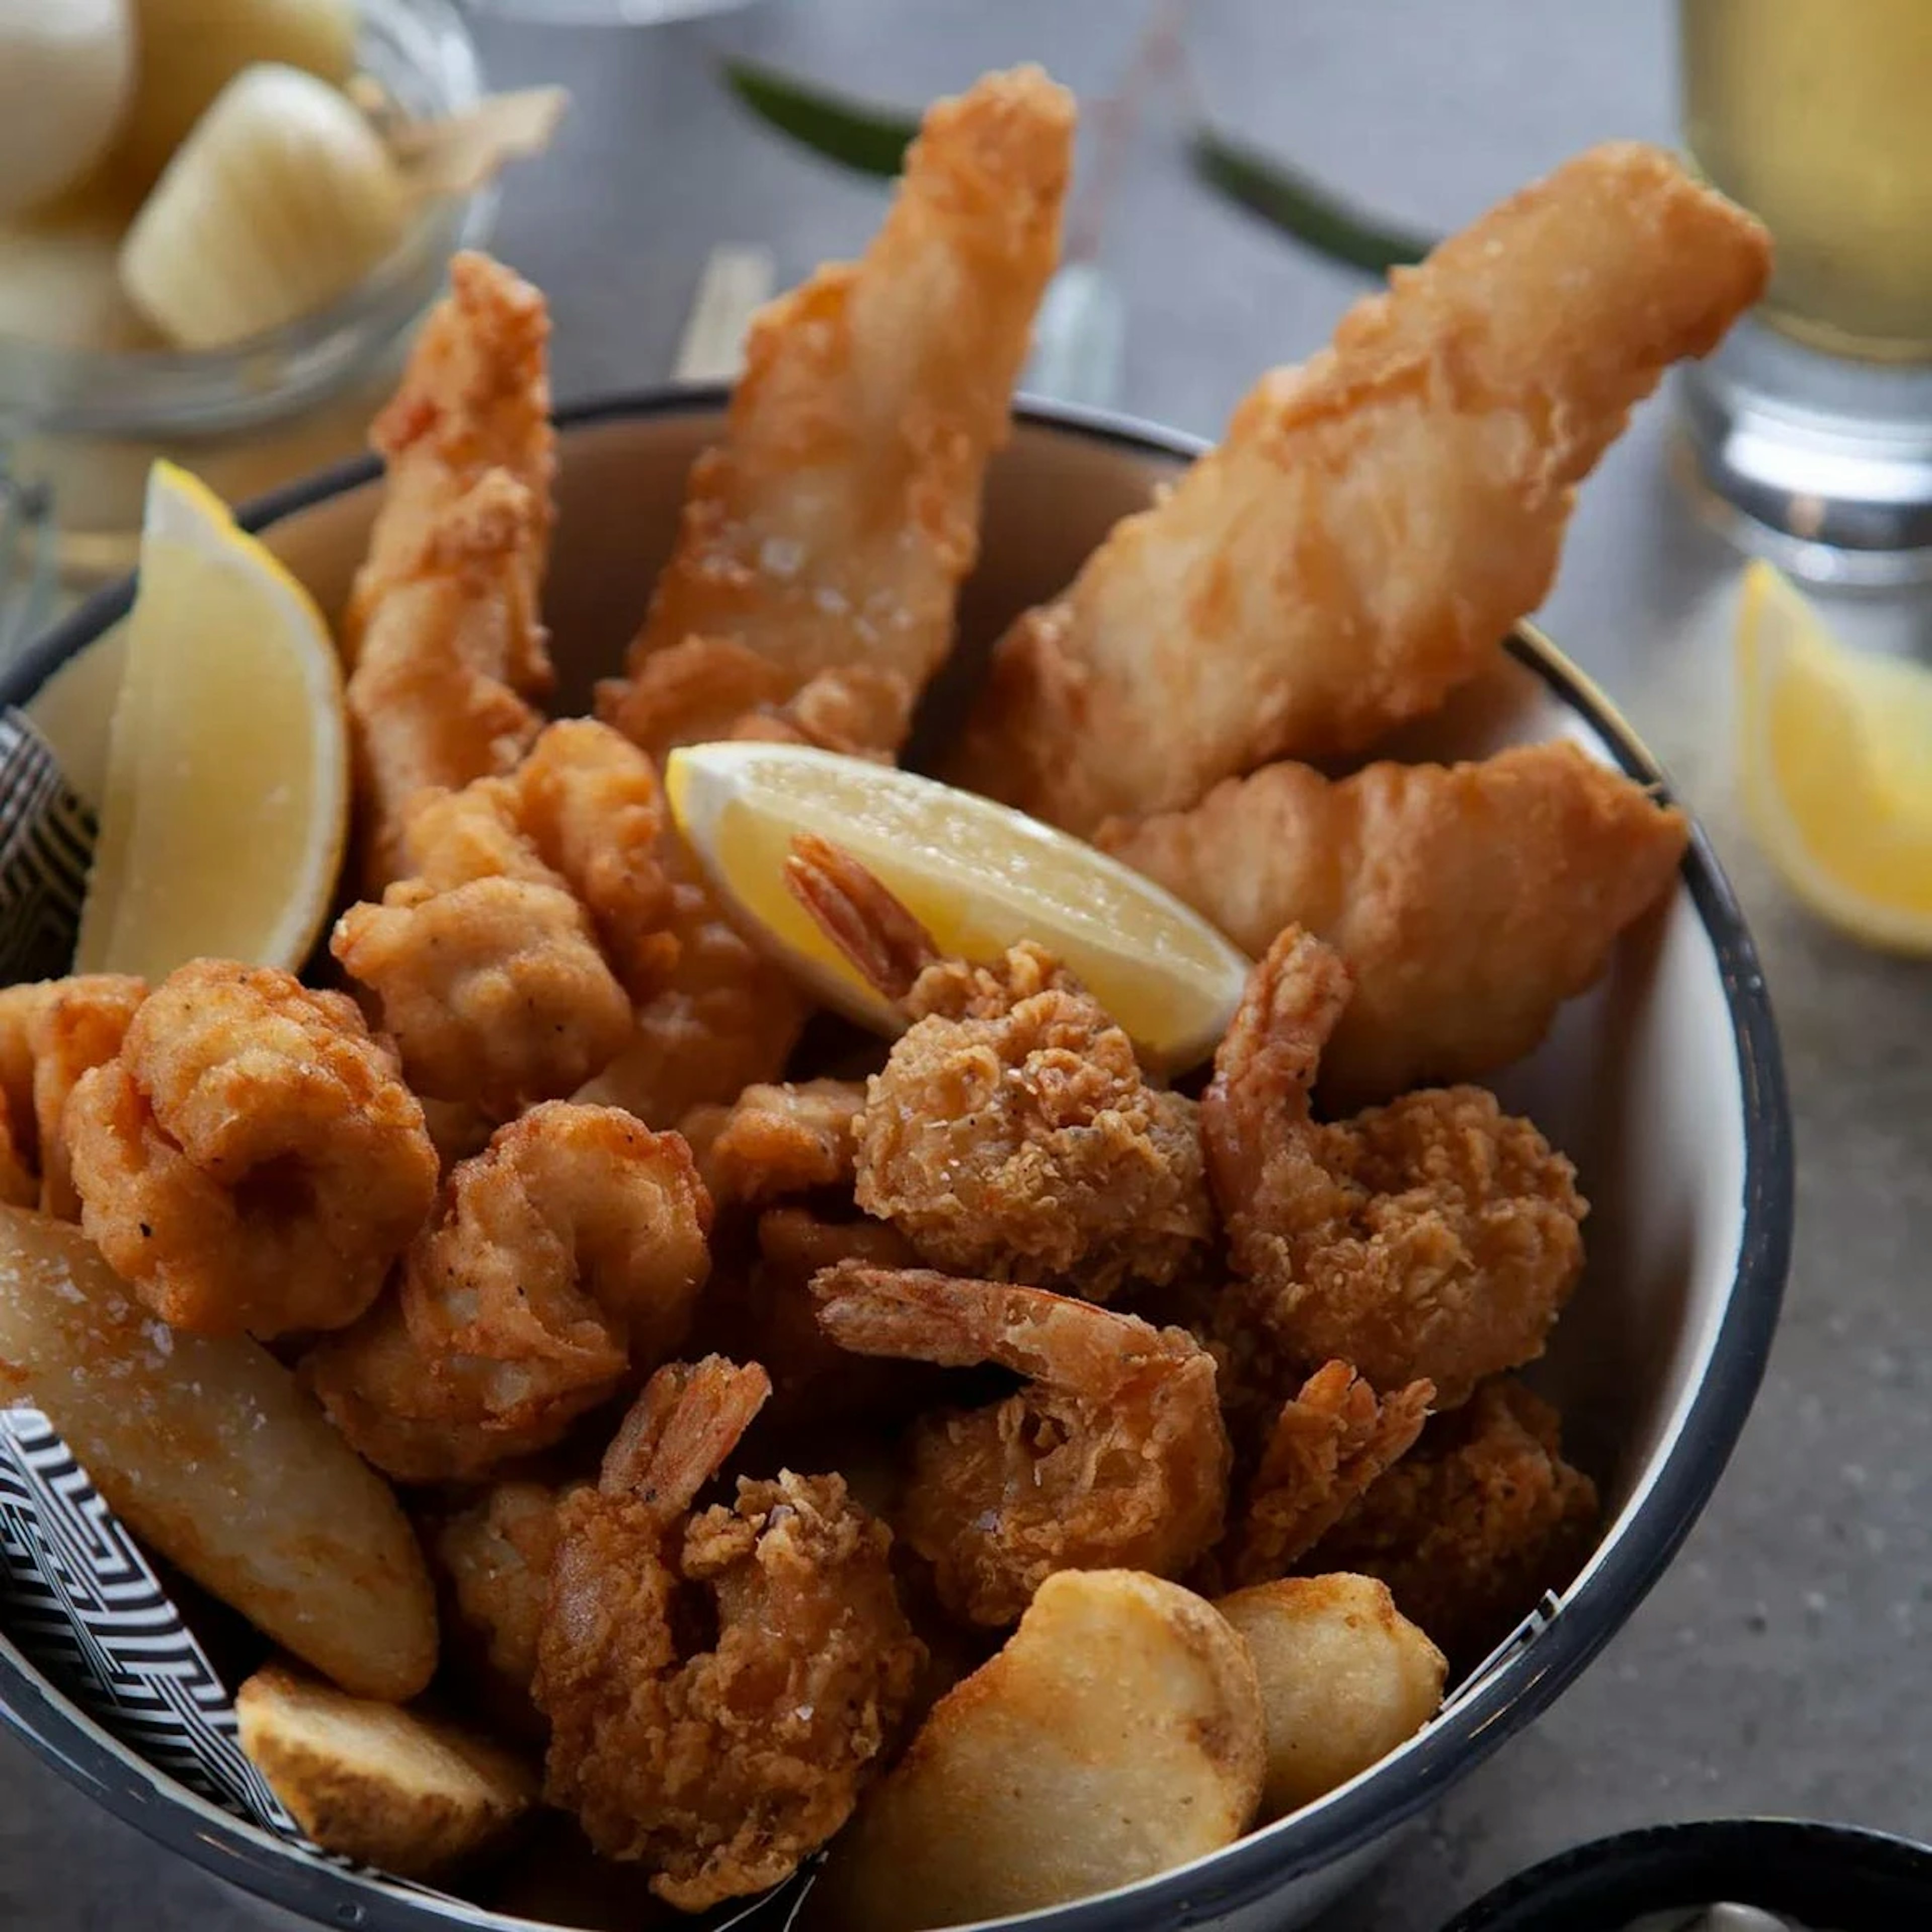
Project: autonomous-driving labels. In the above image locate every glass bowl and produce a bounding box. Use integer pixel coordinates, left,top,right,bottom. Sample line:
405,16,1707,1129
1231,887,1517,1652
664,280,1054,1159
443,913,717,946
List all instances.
0,0,491,634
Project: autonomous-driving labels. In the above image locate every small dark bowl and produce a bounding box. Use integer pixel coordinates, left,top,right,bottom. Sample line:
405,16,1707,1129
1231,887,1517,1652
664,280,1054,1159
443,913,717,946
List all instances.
1441,1818,1932,1930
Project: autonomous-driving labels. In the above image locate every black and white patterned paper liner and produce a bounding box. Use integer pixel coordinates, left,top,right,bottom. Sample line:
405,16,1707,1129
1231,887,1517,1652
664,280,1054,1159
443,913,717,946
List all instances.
0,709,94,987
0,1408,300,1834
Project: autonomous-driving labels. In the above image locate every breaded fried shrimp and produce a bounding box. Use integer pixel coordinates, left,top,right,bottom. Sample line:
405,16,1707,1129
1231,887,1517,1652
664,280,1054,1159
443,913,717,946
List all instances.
813,1264,1231,1625
535,1356,923,1909
1203,929,1585,1408
65,961,438,1337
304,1103,711,1481
787,835,1212,1299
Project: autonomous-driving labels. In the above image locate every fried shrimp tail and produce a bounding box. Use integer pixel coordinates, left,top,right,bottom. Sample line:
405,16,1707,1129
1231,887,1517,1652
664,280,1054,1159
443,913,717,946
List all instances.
1100,741,1690,1106
346,253,558,890
813,1264,1232,1624
535,1356,923,1909
952,141,1770,832
1203,928,1586,1408
785,836,1213,1299
65,961,439,1338
597,66,1075,762
304,1102,712,1481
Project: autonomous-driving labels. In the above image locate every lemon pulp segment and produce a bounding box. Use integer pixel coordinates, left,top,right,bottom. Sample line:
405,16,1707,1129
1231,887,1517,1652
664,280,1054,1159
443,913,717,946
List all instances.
666,743,1250,1070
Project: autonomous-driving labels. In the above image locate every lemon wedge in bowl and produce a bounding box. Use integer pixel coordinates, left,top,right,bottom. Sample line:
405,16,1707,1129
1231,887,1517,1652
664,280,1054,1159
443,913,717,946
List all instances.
75,461,348,980
1736,557,1932,952
665,743,1251,1072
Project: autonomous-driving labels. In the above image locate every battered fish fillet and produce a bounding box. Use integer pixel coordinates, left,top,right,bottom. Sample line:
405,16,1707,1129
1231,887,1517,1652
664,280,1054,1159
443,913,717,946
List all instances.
1204,929,1586,1410
304,1102,711,1482
951,142,1770,832
787,834,1214,1301
346,252,557,890
535,1357,923,1910
813,1265,1232,1627
596,65,1074,762
65,961,439,1338
1099,741,1690,1107
1309,1375,1599,1670
679,1078,864,1208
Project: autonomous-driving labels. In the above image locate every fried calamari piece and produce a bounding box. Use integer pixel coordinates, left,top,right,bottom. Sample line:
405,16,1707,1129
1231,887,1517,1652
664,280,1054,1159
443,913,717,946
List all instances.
808,1570,1264,1932
1309,1376,1599,1670
535,1357,923,1910
346,253,557,891
1203,929,1585,1409
0,976,148,1218
575,834,809,1130
814,1265,1230,1626
65,962,438,1338
1098,741,1689,1107
680,1078,863,1208
333,722,673,1121
305,1103,711,1482
1214,1574,1445,1820
787,835,1212,1300
597,67,1074,763
1213,1361,1433,1592
951,143,1770,833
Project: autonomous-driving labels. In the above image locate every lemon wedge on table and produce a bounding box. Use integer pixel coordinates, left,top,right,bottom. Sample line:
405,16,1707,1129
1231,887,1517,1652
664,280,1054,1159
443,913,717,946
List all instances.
665,742,1252,1072
74,461,348,980
1736,558,1932,952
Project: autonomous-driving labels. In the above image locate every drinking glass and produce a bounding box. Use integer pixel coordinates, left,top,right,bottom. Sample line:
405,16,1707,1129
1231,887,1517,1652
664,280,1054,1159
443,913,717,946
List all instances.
1677,0,1932,583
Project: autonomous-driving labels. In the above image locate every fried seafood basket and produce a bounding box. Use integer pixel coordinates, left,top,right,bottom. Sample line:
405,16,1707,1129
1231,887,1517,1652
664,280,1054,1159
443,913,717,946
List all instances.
0,65,1793,1932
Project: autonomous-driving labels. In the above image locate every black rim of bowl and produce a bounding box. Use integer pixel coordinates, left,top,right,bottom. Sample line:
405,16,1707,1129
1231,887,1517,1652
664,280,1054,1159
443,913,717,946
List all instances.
0,389,1796,1932
1438,1818,1932,1930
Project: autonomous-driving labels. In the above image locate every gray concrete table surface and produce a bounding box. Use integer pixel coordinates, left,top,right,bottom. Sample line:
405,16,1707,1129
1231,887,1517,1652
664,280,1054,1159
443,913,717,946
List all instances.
5,0,1926,1925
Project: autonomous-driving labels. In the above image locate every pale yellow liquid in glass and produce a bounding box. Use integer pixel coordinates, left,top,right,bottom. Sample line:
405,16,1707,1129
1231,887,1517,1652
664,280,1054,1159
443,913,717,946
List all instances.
1683,0,1932,360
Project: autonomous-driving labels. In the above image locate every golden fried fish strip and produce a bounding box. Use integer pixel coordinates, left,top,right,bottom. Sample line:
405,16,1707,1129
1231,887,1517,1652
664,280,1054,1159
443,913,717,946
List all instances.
66,962,438,1338
347,252,556,890
535,1357,922,1910
1100,741,1689,1107
1203,929,1585,1410
814,1264,1231,1626
304,1102,711,1482
952,142,1770,832
597,67,1074,761
786,835,1212,1300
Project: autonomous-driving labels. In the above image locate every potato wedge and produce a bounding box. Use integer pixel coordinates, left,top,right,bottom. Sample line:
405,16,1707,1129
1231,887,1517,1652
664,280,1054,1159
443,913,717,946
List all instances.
237,1663,536,1877
809,1569,1264,1932
1216,1573,1445,1820
0,1207,436,1699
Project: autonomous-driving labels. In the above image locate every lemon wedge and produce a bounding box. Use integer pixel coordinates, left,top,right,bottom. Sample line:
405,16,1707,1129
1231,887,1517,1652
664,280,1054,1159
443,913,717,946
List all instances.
665,742,1251,1071
1736,558,1932,951
75,461,348,980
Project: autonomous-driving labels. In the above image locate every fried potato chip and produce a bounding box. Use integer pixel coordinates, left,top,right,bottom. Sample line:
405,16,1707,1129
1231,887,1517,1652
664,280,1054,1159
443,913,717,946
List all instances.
1216,1573,1445,1820
0,1206,436,1699
808,1569,1264,1931
237,1663,536,1877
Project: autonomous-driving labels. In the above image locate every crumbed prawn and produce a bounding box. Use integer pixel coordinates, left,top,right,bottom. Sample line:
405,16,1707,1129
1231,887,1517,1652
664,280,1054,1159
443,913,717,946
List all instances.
1203,928,1586,1408
813,1263,1231,1625
304,1101,712,1482
534,1356,923,1910
64,961,438,1338
786,834,1212,1299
